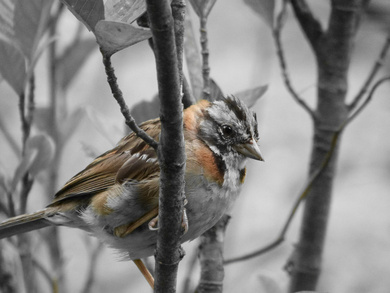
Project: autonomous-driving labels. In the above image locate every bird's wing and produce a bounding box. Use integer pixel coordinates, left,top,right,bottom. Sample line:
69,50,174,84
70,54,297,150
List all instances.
50,118,161,206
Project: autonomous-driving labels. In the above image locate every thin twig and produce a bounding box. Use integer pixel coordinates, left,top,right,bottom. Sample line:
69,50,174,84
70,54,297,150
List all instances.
346,77,390,125
224,76,390,265
348,35,390,111
19,73,36,214
200,16,211,100
101,52,158,150
273,0,316,120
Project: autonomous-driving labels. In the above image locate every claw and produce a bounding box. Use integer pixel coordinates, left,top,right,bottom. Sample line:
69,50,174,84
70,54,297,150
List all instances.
147,199,189,234
181,208,189,235
148,216,159,231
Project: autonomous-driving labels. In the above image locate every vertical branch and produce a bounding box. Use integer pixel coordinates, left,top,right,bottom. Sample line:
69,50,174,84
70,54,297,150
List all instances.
145,1,186,292
200,16,211,100
172,0,186,87
44,5,67,291
288,1,362,291
196,215,229,293
16,74,37,293
172,0,195,109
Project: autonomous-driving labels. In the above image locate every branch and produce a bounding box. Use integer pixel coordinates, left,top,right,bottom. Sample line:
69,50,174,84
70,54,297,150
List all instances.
290,0,323,51
273,0,316,120
224,76,390,266
101,53,158,150
172,0,186,87
145,0,187,292
181,245,199,293
348,34,390,111
346,76,390,125
197,215,230,292
200,16,211,100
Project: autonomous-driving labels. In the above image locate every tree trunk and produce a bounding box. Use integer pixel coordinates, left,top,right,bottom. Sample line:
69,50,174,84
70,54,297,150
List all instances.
288,1,362,291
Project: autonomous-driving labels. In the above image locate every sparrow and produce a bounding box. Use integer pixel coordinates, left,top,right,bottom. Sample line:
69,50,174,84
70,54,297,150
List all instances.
0,96,263,287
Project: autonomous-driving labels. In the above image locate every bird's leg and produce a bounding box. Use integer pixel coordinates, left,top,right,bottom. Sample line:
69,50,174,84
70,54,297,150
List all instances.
114,206,159,237
133,259,154,289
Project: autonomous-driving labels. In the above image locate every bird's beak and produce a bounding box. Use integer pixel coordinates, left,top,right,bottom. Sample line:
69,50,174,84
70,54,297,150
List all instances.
234,139,264,161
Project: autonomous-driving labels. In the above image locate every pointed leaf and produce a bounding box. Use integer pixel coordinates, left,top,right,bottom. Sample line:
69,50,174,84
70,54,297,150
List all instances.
130,94,160,123
105,0,146,24
209,78,224,101
0,38,26,95
235,84,268,108
184,10,202,100
57,38,97,89
256,275,282,293
0,0,15,41
14,0,52,61
11,134,55,191
189,0,217,18
244,0,275,28
95,20,151,56
60,0,105,31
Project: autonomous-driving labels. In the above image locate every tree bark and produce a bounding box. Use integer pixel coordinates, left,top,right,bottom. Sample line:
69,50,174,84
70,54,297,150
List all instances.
288,1,363,291
145,0,186,292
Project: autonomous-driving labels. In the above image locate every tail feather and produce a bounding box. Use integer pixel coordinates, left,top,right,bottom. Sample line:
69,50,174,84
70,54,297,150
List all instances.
0,210,52,239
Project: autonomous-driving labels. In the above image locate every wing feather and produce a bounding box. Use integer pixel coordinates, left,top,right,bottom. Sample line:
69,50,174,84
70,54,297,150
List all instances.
52,118,161,204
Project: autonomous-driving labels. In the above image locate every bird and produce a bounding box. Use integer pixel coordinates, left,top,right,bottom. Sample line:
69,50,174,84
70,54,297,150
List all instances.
0,96,263,288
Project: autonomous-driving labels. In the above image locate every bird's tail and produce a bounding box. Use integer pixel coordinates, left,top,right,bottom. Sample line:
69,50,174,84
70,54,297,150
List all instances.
0,209,52,239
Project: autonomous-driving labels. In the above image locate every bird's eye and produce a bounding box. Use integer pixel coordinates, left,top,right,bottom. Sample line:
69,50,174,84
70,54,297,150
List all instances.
221,125,234,137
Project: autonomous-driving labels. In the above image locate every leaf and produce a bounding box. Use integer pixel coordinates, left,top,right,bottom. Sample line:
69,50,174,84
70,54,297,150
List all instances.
60,0,105,31
104,0,146,24
33,106,51,133
59,108,86,143
14,0,52,61
95,20,151,56
256,275,282,293
244,0,275,28
189,0,217,18
184,10,202,100
57,38,97,89
11,134,55,191
235,84,268,108
209,78,224,101
0,38,26,95
0,0,15,41
130,94,160,123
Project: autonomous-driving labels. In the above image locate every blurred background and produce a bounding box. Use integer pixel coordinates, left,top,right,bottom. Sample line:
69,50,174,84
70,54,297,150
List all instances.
1,0,390,292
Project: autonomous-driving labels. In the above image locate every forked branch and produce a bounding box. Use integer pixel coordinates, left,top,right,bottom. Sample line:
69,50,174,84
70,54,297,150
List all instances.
224,76,390,265
273,0,316,120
